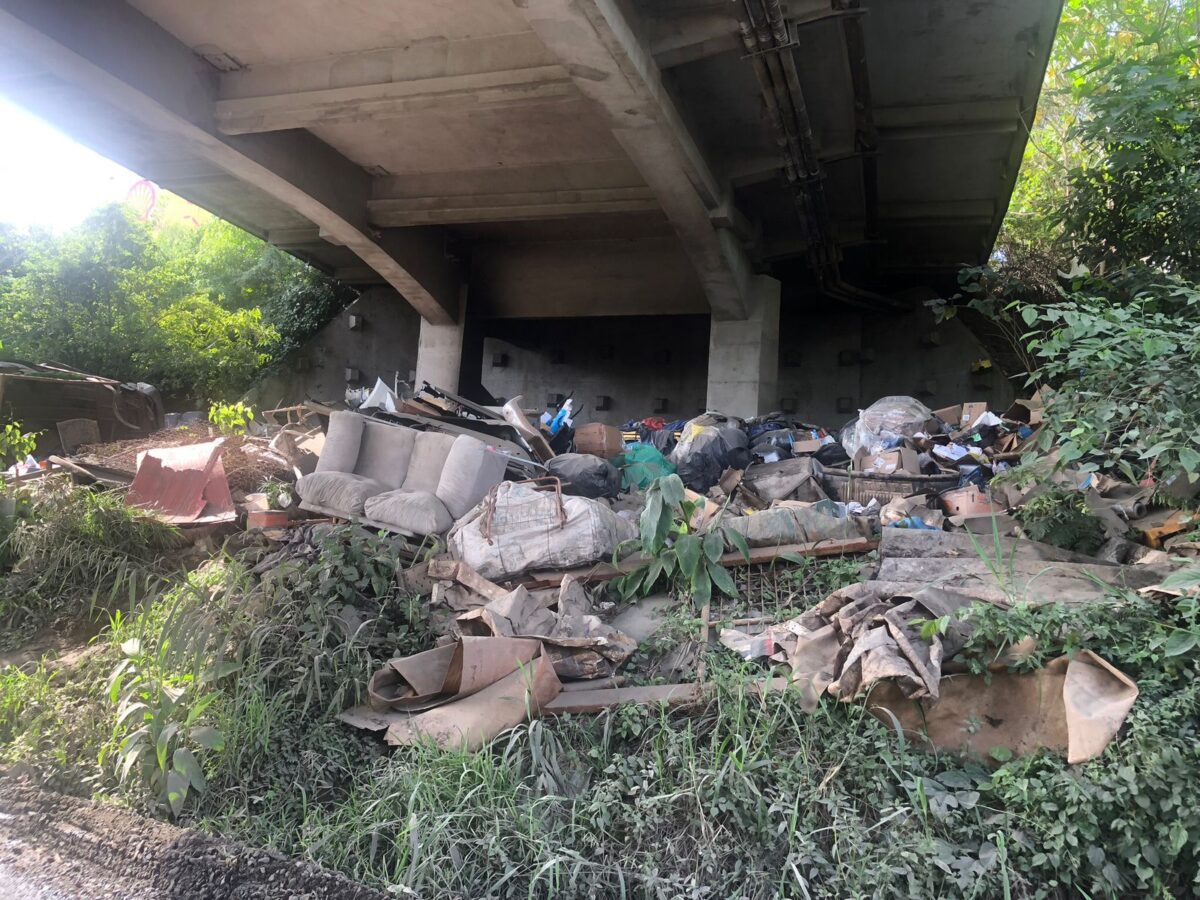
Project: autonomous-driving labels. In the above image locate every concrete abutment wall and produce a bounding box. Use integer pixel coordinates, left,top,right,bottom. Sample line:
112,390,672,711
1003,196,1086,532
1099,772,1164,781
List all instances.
252,285,1014,429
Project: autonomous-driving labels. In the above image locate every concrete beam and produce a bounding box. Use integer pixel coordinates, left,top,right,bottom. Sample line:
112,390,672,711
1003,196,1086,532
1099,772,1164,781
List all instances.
876,98,1022,140
878,199,995,222
215,67,575,135
333,266,382,284
0,0,460,325
648,9,740,69
369,187,658,226
266,226,322,249
513,0,754,320
373,158,645,201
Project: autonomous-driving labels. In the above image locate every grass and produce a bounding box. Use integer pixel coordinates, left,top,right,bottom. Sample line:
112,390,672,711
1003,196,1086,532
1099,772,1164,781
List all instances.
0,493,1199,897
0,480,182,650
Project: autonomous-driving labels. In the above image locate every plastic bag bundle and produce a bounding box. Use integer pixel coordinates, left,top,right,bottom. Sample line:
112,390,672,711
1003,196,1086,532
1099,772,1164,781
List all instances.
840,396,933,456
669,414,750,492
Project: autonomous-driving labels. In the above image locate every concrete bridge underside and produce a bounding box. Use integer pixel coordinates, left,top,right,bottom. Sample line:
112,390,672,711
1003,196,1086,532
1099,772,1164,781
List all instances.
0,0,1059,416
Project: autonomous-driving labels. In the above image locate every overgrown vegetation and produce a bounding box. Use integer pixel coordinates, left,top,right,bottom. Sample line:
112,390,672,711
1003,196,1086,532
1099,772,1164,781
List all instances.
937,11,1200,497
0,482,181,649
1012,487,1106,554
0,198,355,403
0,531,1195,896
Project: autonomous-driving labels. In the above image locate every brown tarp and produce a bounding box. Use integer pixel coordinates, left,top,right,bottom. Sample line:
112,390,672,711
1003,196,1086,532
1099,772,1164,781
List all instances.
342,635,562,751
775,578,1139,762
868,650,1138,764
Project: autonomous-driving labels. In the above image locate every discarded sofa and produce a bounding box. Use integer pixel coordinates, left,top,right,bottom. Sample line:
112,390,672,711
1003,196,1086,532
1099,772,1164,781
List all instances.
296,411,508,536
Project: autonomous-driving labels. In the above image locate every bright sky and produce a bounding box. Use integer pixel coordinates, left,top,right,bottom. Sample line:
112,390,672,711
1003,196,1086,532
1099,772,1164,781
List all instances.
0,96,142,231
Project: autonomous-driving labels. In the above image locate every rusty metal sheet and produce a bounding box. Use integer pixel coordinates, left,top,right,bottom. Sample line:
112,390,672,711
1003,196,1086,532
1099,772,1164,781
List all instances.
126,439,235,524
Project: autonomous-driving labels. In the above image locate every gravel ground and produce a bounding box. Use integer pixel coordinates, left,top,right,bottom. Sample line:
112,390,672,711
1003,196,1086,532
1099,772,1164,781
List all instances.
0,777,385,899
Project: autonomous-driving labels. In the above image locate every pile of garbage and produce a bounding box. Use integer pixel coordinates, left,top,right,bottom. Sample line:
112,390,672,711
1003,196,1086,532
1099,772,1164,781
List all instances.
10,380,1198,765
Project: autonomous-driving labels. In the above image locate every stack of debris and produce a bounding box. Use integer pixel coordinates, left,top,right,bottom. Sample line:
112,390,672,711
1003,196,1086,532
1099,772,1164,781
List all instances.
340,563,640,750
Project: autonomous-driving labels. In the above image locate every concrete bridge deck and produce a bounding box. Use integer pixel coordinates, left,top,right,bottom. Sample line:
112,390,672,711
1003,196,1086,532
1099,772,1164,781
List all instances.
0,0,1060,418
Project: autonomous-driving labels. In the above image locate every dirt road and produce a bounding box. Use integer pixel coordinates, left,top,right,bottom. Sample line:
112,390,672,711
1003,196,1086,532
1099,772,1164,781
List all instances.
0,777,384,899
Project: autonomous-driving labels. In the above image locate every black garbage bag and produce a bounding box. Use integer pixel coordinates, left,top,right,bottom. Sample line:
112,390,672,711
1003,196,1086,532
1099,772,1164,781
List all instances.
547,453,621,499
814,441,851,468
670,415,751,492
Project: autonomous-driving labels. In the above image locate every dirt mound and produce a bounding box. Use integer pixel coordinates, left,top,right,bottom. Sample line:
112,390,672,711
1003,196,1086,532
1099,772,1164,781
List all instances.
0,777,385,900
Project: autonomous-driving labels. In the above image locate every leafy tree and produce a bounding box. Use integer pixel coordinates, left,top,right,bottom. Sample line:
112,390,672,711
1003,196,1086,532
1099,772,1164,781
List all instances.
1003,0,1199,249
1061,51,1200,276
137,297,278,402
0,205,180,380
0,195,352,402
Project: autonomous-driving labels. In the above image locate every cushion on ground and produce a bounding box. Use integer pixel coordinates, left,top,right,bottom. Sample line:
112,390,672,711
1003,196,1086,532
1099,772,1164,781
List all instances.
296,471,389,515
400,431,457,493
316,411,364,473
355,422,415,490
363,489,453,535
435,435,509,519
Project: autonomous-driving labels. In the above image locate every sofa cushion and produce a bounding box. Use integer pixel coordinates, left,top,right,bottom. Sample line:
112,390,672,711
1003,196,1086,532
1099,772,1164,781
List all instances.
363,489,453,536
297,471,389,516
356,422,415,490
400,431,457,493
316,411,364,473
436,435,509,519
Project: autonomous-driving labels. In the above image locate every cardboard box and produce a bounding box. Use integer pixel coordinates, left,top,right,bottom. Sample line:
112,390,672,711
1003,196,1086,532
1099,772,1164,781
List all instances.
852,447,920,476
932,405,962,428
791,438,826,455
684,488,721,532
1004,394,1045,426
939,485,1006,516
574,423,625,459
959,402,988,430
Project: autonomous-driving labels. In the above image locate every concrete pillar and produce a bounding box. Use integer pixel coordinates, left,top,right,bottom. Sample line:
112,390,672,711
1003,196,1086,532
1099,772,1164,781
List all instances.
414,286,467,392
705,275,780,417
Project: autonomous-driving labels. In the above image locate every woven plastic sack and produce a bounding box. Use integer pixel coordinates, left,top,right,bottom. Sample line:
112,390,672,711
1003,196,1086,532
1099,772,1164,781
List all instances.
840,396,933,456
448,482,636,580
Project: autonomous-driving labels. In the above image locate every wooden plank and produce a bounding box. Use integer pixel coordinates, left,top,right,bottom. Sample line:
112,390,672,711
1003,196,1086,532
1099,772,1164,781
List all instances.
520,536,878,589
543,682,703,715
426,559,511,604
542,676,793,715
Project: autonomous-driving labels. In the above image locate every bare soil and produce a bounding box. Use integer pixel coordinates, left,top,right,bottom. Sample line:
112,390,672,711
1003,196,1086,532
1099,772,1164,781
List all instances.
0,777,385,900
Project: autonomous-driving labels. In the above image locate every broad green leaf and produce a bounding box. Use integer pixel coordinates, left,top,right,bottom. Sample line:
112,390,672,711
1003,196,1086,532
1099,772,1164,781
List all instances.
706,560,738,598
724,527,752,562
156,722,179,773
189,725,225,751
675,534,703,580
658,474,685,507
692,567,712,606
173,748,207,793
1162,630,1199,657
165,770,189,817
702,529,724,563
639,493,664,551
1161,567,1200,590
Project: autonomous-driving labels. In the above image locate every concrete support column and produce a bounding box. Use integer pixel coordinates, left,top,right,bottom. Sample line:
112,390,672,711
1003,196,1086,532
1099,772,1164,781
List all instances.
414,286,467,393
705,275,780,417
